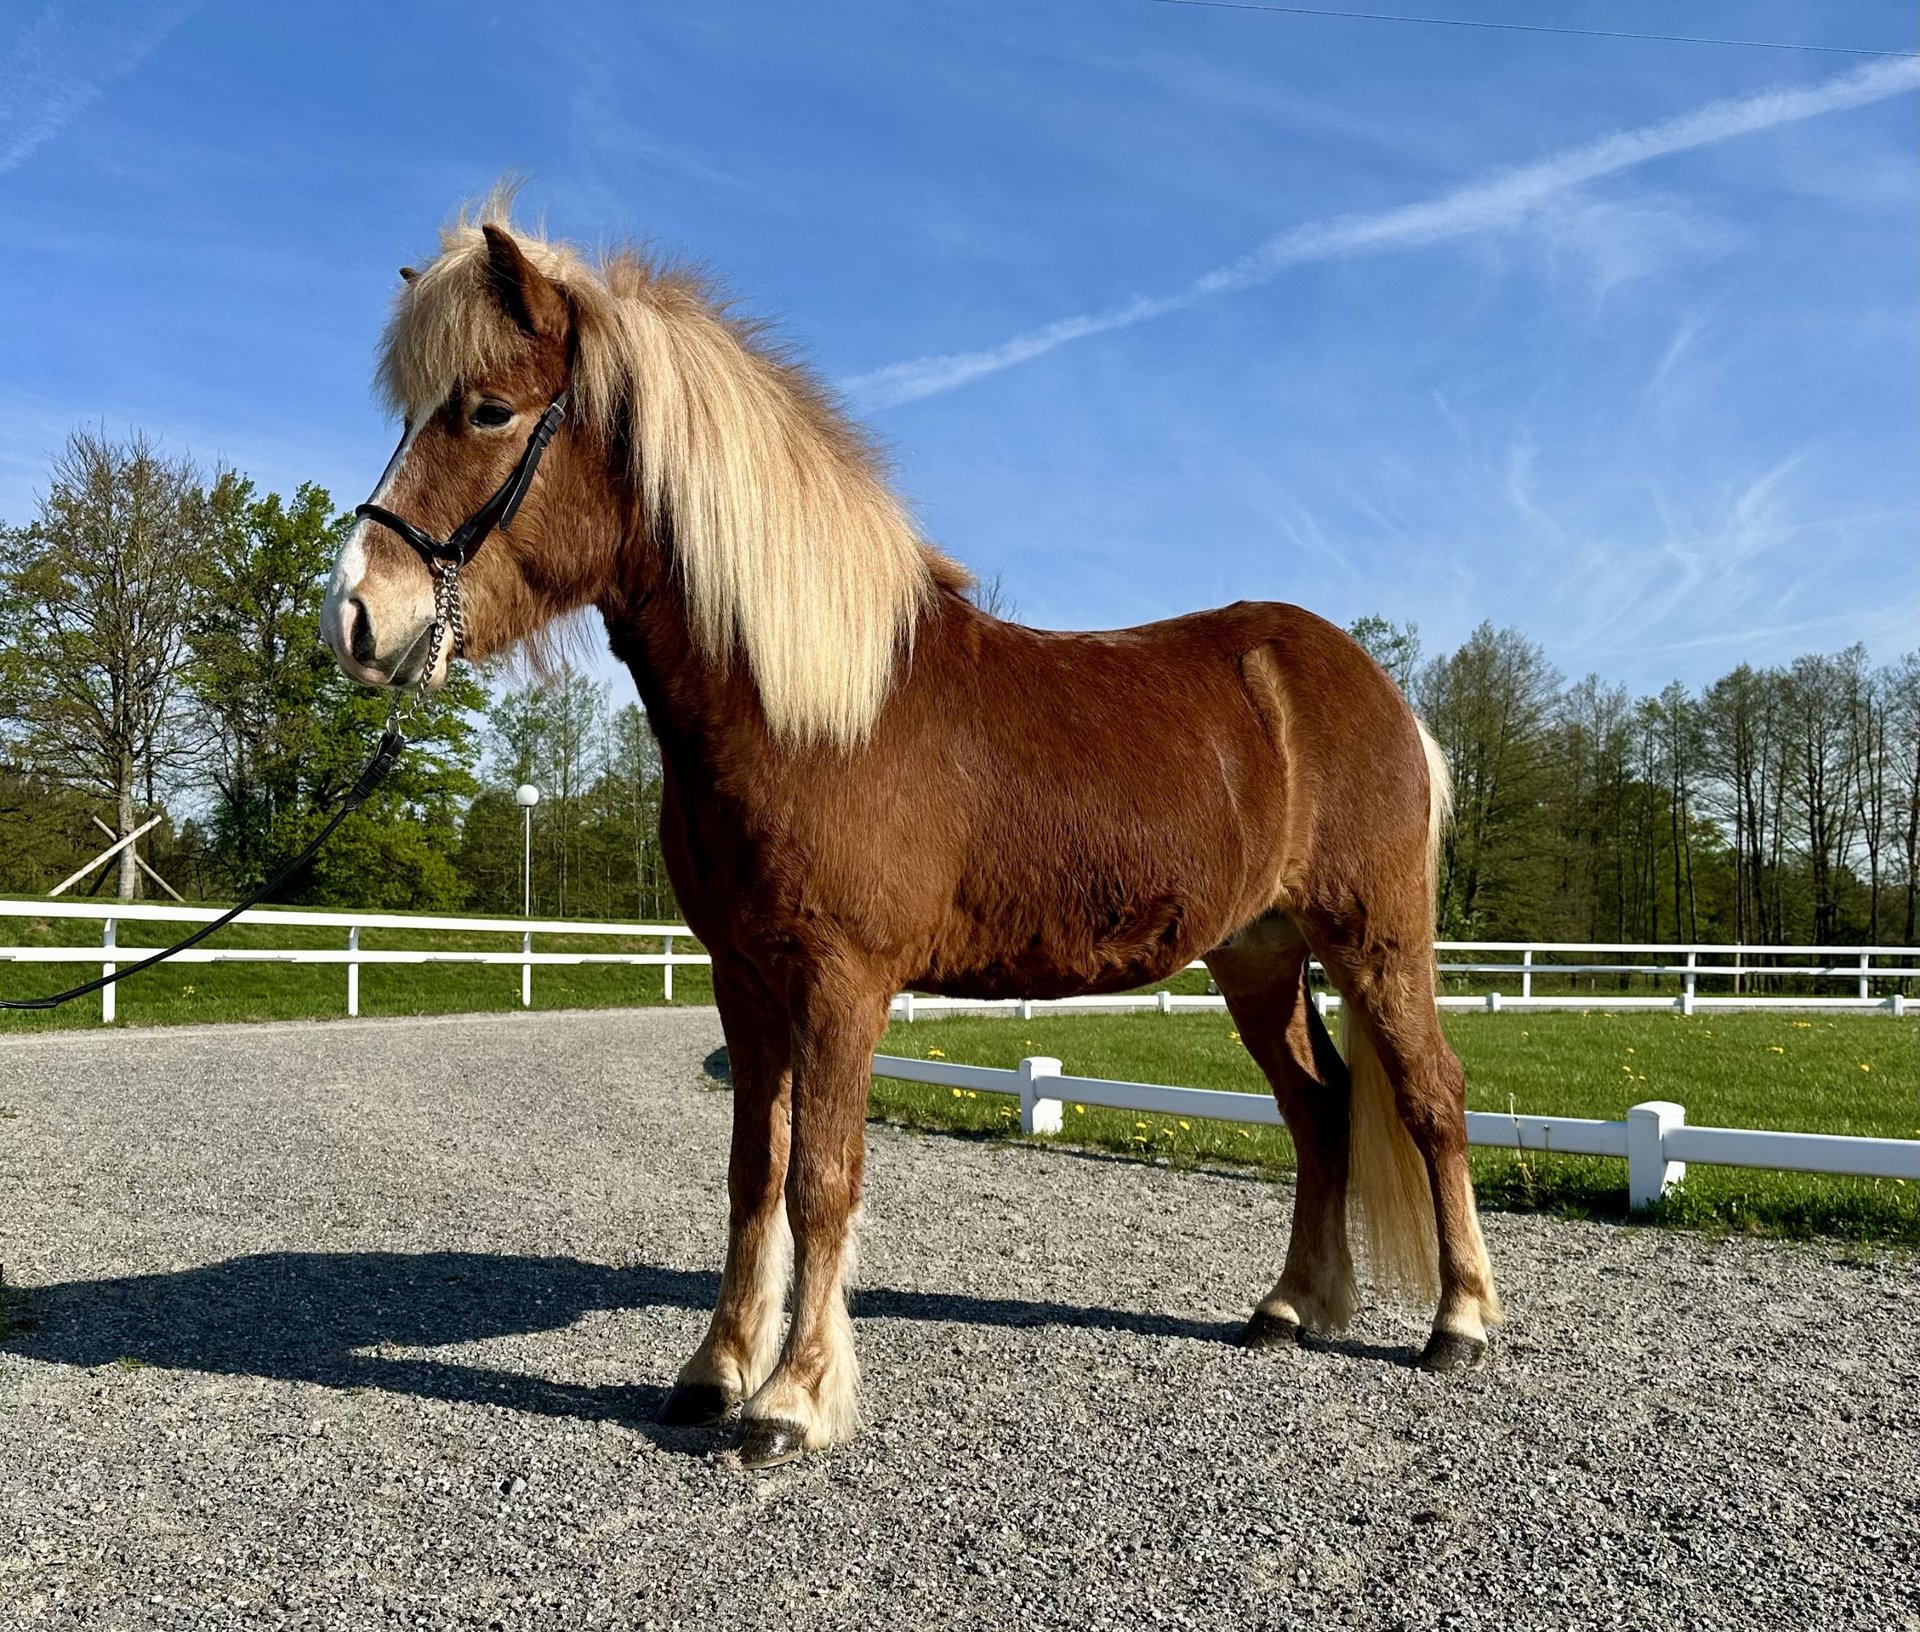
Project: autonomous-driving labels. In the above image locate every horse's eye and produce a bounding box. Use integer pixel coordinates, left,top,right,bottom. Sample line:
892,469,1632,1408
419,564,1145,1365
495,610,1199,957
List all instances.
470,400,515,428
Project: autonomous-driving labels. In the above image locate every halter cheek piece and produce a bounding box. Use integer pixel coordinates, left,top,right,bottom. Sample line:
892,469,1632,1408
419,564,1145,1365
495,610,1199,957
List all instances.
353,390,570,679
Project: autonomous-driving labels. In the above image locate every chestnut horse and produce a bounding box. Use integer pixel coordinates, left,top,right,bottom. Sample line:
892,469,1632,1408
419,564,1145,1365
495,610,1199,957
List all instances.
321,207,1500,1469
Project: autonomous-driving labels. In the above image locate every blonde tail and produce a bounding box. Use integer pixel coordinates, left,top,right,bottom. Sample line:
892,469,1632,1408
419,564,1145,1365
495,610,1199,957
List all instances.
1341,715,1453,1303
1342,1005,1440,1301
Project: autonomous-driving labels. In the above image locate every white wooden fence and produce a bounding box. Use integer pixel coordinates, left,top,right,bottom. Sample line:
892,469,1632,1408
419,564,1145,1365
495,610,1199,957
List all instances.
0,901,1913,1025
5,900,1909,1199
887,940,1916,1020
0,899,705,1023
870,1053,1920,1207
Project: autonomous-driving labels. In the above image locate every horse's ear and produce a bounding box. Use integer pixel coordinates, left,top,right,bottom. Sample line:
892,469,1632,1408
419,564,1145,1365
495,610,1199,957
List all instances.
482,224,567,339
398,266,419,284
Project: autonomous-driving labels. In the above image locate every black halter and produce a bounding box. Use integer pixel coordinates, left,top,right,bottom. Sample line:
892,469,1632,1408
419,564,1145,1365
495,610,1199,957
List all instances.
356,392,570,567
353,391,570,666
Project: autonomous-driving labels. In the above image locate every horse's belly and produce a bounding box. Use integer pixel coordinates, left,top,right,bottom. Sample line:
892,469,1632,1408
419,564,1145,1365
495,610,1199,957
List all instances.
914,891,1229,1001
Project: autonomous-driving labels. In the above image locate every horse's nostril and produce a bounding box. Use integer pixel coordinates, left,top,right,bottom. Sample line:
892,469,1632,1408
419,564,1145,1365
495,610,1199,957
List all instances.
348,597,378,666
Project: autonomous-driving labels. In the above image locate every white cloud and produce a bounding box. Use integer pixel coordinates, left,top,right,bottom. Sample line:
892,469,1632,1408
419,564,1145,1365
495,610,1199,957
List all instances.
844,57,1918,411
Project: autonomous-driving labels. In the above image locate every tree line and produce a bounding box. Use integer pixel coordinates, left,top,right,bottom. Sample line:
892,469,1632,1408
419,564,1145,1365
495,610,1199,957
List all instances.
1353,617,1918,945
1,427,1912,944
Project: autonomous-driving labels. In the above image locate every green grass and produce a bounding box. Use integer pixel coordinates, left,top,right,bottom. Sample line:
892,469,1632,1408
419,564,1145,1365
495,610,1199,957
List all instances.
868,1010,1919,1245
0,905,710,1031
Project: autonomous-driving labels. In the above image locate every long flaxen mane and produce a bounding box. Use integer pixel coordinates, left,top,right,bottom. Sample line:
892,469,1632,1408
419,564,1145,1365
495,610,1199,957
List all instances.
375,197,967,747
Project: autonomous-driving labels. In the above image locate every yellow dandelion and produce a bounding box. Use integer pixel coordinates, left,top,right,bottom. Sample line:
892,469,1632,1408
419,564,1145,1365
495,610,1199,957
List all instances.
1179,1121,1190,1131
1134,1121,1149,1130
1768,1045,1785,1055
1792,1022,1812,1030
1229,1030,1241,1042
926,1047,947,1058
964,1089,977,1098
950,1087,963,1098
1859,1062,1872,1073
1074,1104,1085,1115
1626,1047,1636,1055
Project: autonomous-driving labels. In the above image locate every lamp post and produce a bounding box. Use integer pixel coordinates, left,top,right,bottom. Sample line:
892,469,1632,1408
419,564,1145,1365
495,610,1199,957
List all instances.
515,784,540,1006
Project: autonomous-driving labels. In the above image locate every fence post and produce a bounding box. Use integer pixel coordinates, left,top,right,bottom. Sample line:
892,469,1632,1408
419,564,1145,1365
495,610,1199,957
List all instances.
1017,1055,1064,1135
1485,990,1501,1013
1859,951,1871,1003
1627,1100,1687,1209
521,930,533,1008
1313,990,1327,1018
347,925,360,1018
662,935,673,1003
1018,998,1033,1021
1521,948,1533,1001
1891,992,1906,1019
100,918,116,1025
901,991,915,1023
1680,950,1696,1016
1157,989,1173,1015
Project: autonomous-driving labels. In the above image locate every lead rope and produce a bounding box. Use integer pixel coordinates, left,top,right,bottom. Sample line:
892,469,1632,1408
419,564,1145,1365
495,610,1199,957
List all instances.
6,392,507,1014
1,674,433,1015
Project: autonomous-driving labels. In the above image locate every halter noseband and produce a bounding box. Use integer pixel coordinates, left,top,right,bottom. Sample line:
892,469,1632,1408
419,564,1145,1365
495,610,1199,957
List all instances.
353,390,570,677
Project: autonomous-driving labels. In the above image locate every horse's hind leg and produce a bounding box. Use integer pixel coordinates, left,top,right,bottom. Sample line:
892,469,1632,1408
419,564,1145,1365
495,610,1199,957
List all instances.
1313,923,1500,1371
1205,913,1357,1347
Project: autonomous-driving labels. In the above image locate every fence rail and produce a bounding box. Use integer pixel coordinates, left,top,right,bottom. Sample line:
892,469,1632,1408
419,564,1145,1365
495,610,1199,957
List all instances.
0,900,706,1022
1,900,1914,1025
870,1055,1920,1207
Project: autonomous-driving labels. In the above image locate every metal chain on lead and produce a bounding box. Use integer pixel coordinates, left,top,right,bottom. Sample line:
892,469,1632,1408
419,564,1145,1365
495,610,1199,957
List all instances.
444,563,468,661
387,558,463,737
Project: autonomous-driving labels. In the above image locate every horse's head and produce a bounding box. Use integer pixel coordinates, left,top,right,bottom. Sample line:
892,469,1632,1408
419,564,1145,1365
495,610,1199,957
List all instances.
322,225,618,691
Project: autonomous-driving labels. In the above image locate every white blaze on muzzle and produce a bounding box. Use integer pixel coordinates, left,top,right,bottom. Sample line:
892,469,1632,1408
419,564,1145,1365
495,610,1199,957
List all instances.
322,420,421,681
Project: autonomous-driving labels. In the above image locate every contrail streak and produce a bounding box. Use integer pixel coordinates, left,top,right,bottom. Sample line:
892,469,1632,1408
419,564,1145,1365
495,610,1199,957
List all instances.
843,58,1917,411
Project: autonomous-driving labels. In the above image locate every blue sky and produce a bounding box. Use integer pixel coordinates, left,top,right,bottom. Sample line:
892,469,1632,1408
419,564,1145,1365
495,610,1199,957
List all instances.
3,1,1914,700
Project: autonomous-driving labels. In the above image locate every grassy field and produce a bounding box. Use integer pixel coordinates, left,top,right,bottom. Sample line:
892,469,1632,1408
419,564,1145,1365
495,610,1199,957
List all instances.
868,1010,1918,1245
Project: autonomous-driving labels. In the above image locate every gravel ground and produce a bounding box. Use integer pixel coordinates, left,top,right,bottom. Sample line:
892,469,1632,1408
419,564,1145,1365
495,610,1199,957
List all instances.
1,1007,1915,1631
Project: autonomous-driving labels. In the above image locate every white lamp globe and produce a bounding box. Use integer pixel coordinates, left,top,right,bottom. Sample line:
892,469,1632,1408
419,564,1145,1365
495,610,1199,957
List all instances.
515,784,541,808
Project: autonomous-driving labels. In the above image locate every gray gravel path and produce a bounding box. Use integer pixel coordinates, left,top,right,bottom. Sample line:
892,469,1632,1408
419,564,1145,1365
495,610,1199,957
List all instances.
1,1008,1915,1631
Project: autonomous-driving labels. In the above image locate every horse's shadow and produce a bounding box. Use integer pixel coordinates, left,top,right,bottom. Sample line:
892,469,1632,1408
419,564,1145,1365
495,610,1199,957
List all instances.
0,1250,1254,1442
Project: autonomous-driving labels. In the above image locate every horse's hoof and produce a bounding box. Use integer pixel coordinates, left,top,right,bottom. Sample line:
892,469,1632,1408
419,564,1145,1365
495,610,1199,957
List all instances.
734,1417,810,1470
658,1381,734,1427
1419,1330,1488,1373
1238,1309,1304,1352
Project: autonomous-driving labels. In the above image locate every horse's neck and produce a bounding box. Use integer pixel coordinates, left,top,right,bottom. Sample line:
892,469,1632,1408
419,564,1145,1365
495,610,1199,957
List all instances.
595,548,776,788
596,544,962,795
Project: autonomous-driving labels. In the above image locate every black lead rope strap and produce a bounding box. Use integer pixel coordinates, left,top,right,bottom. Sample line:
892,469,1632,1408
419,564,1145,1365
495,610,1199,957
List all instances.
0,729,408,1012
4,385,572,1015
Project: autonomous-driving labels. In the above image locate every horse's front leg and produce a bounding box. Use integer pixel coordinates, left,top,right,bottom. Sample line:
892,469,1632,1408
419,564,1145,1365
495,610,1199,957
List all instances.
735,973,888,1468
660,969,793,1426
